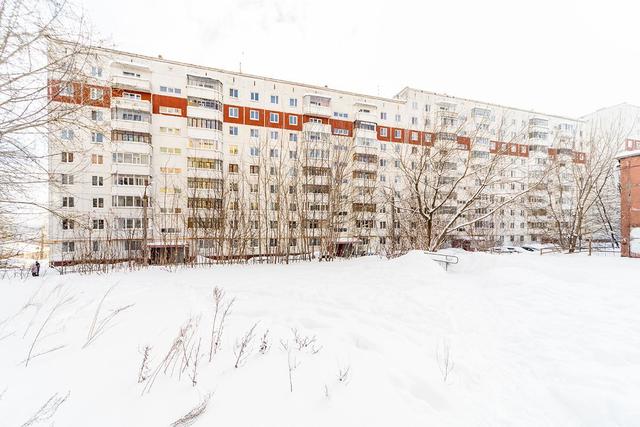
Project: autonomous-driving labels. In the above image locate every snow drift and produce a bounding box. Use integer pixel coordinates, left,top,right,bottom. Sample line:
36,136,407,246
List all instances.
1,252,639,426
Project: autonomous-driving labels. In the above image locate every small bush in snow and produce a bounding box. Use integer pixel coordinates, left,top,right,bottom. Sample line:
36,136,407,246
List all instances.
170,393,211,427
258,329,270,354
233,322,258,368
208,287,235,362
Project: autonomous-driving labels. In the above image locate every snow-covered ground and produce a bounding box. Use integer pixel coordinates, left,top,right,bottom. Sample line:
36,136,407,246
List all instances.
1,251,639,426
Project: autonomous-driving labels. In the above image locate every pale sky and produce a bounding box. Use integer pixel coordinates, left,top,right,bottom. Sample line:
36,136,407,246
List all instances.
81,0,639,119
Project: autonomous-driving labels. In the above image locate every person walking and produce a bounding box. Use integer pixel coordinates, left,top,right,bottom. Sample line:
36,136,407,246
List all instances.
31,260,40,277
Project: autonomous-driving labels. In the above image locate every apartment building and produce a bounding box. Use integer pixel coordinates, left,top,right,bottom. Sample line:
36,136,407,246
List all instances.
48,44,593,265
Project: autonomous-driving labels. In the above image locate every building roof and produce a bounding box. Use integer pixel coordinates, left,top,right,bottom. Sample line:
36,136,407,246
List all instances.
396,86,583,122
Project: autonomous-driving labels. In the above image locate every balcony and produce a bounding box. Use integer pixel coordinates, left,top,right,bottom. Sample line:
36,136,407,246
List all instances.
186,84,223,101
187,126,223,141
187,105,222,121
111,163,152,177
303,94,332,117
355,111,377,123
303,103,331,117
111,119,151,134
302,122,331,134
354,128,377,141
112,74,151,92
111,97,151,112
112,140,152,154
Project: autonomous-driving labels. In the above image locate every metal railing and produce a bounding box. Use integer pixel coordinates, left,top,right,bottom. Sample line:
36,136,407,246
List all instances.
424,251,459,271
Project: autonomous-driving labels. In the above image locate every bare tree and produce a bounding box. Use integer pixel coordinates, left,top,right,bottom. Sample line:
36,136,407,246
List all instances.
0,0,97,257
543,122,622,252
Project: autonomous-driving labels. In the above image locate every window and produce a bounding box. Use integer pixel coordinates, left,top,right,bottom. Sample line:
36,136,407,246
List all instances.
229,107,239,118
249,110,259,121
123,70,141,78
334,128,349,136
250,92,259,101
159,86,182,94
250,129,259,138
188,97,221,110
159,147,182,155
91,132,104,143
229,88,238,98
250,147,260,156
411,117,418,125
60,129,74,140
91,176,104,186
188,138,219,151
380,112,387,120
61,83,74,96
289,133,298,142
113,130,152,143
61,174,74,185
229,145,239,155
123,92,141,100
112,195,146,207
187,157,223,170
91,110,103,121
159,106,182,115
62,197,74,208
90,87,104,100
270,131,279,140
288,115,298,126
380,127,388,137
93,198,104,208
270,148,279,158
111,152,150,165
394,129,401,138
61,152,74,163
186,75,221,90
289,98,298,107
62,241,75,253
187,117,222,130
269,112,279,123
62,219,74,230
228,163,239,173
92,219,105,230
250,165,260,174
270,95,279,104
229,126,238,136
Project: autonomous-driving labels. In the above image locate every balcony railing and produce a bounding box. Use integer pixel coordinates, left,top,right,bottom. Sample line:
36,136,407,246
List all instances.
112,75,151,92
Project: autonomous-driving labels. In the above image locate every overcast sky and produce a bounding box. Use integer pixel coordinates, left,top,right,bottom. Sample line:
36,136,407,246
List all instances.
80,0,638,118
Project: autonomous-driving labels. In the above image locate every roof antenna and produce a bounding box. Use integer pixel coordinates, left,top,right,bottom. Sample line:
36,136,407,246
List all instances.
239,51,244,73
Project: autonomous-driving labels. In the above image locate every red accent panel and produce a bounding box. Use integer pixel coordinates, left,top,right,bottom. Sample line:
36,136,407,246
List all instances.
377,126,390,141
152,94,187,117
302,115,329,124
224,104,245,124
330,119,353,137
284,113,303,131
243,106,264,126
265,110,283,129
48,80,111,108
422,132,435,146
407,130,421,145
391,127,404,142
456,136,471,150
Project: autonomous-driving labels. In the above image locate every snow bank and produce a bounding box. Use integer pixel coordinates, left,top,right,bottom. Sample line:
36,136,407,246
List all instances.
1,252,640,426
